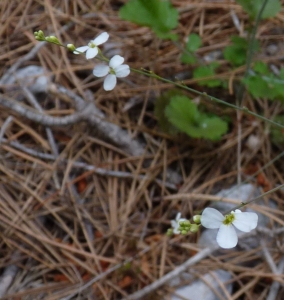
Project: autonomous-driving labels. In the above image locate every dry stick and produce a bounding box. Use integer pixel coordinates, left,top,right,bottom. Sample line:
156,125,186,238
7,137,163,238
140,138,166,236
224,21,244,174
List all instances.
21,86,59,156
60,245,156,300
51,84,182,184
266,259,284,300
0,116,13,142
1,20,182,181
0,20,74,86
261,240,284,300
0,259,19,297
119,246,219,300
0,118,20,296
50,84,145,157
120,231,260,300
1,81,180,184
21,86,60,188
0,93,90,126
0,138,177,190
59,242,217,300
0,11,107,87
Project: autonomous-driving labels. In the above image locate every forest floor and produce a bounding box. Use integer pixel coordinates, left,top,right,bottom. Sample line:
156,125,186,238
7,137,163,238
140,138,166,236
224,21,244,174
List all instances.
1,0,284,299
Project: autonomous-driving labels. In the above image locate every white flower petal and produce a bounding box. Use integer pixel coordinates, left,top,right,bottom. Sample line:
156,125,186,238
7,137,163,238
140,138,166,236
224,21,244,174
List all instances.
86,47,98,59
104,74,117,91
201,208,224,229
217,224,238,249
175,213,181,221
74,46,89,54
93,32,109,45
171,220,177,228
233,212,258,232
171,216,187,234
93,65,110,77
115,65,130,78
109,55,124,68
171,221,180,234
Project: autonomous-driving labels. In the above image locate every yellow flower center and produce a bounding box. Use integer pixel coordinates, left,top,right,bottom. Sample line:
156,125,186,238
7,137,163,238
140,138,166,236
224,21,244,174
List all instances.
109,67,116,75
88,41,96,48
223,212,235,225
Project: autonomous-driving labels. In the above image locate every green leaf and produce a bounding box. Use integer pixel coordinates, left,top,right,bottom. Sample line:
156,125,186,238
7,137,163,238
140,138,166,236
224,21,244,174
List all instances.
231,36,248,47
243,73,284,100
224,45,247,66
164,95,228,140
236,0,281,20
119,0,178,40
244,61,284,101
154,90,182,134
193,63,223,87
195,115,229,140
243,75,271,98
180,33,201,64
224,37,245,66
185,33,202,52
180,53,196,64
165,96,199,135
224,36,259,66
253,61,269,74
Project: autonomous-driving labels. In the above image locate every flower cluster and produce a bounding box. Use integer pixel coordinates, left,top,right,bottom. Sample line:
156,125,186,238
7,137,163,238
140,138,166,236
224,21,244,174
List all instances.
73,32,130,91
170,208,258,249
168,212,200,236
35,30,130,91
170,212,187,234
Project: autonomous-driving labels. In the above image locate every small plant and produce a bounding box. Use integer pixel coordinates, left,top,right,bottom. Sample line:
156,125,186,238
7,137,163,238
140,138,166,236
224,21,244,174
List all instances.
119,0,178,40
155,94,228,141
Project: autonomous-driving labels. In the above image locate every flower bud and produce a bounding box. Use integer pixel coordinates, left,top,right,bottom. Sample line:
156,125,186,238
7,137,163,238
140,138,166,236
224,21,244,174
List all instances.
193,215,201,224
189,224,199,233
67,44,76,52
166,228,174,236
45,36,60,45
34,30,45,41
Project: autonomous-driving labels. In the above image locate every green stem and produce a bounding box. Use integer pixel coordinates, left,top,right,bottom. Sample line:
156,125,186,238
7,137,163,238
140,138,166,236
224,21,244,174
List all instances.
42,33,284,130
236,0,269,102
226,183,284,214
131,67,284,129
244,0,269,78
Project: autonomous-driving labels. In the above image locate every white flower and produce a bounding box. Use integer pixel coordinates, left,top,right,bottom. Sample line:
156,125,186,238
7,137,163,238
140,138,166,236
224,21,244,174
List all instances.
74,32,109,59
201,207,258,249
93,55,130,91
171,212,187,234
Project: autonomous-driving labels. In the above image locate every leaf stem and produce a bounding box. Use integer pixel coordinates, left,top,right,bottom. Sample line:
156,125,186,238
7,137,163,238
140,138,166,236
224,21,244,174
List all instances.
130,67,284,129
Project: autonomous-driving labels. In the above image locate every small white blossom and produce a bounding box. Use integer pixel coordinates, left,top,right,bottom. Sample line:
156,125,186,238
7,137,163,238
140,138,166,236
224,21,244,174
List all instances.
201,207,258,249
93,55,130,91
74,32,109,59
171,212,187,234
